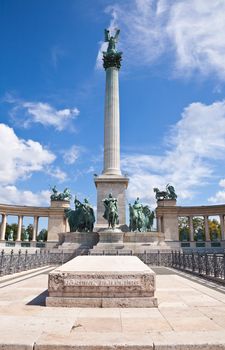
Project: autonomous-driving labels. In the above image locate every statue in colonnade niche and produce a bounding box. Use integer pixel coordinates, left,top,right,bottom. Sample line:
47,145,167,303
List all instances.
50,186,72,201
102,193,119,229
129,197,154,232
8,229,14,241
153,184,177,200
65,197,95,232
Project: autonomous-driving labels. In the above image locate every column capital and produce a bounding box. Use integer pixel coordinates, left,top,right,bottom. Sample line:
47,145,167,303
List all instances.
103,52,122,70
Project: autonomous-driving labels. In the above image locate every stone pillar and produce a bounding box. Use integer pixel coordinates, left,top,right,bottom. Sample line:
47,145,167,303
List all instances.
0,214,7,241
204,216,210,241
32,216,39,242
94,30,129,228
155,200,178,240
157,216,162,232
220,214,225,240
16,215,23,241
189,216,194,241
47,200,70,242
94,177,129,227
103,67,121,175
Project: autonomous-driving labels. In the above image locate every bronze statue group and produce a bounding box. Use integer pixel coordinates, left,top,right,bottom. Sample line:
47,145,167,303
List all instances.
51,184,177,233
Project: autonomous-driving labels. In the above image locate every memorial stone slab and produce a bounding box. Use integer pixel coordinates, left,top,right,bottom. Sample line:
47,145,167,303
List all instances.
46,256,157,308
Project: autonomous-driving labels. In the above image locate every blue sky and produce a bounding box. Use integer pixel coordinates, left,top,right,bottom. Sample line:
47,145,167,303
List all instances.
1,0,225,218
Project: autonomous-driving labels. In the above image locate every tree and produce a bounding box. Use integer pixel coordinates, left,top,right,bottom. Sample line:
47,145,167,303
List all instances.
193,217,205,241
208,218,221,240
37,229,48,242
6,223,18,240
178,217,190,241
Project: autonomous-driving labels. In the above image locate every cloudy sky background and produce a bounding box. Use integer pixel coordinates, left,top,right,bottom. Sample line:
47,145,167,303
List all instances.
1,0,225,221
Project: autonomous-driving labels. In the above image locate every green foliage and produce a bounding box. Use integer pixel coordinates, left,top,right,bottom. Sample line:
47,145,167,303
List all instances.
208,218,221,240
6,223,18,240
193,217,205,241
37,229,48,242
5,223,48,242
178,217,190,241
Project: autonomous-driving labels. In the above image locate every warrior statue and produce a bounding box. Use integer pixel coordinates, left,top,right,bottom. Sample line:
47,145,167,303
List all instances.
65,197,95,232
129,197,154,232
102,193,119,229
154,184,177,201
50,186,72,201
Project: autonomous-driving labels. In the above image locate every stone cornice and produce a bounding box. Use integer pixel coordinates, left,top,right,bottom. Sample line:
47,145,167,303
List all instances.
156,204,225,216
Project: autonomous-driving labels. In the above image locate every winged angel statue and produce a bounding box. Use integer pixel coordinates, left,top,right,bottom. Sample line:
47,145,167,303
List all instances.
104,28,120,54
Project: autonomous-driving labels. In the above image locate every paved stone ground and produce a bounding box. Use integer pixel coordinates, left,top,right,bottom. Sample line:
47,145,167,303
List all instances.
1,265,225,349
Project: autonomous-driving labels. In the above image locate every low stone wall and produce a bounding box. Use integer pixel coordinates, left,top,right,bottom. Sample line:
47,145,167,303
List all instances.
58,231,99,250
124,231,164,243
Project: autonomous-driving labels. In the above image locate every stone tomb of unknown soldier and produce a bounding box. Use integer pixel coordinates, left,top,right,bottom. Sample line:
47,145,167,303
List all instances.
46,255,157,308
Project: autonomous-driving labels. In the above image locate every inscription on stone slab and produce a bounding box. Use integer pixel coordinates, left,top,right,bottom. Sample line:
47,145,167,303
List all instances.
64,278,140,287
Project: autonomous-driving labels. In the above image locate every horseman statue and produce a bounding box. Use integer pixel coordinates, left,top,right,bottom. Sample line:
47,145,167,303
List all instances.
153,184,177,201
64,197,95,232
50,186,72,201
129,197,154,232
102,193,119,229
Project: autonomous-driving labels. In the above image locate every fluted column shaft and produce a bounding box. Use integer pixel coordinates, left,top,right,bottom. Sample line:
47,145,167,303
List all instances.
189,216,194,241
103,67,121,175
32,216,39,242
16,215,23,241
0,214,7,241
204,216,210,241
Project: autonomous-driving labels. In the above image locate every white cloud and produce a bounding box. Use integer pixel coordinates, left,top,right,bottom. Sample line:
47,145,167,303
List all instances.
167,0,225,79
0,123,55,185
63,145,82,165
122,99,225,205
7,95,80,131
100,0,225,80
0,186,50,206
46,166,68,182
219,179,225,188
208,178,225,204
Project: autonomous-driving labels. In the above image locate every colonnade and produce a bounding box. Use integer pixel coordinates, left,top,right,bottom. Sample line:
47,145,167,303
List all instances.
156,201,225,242
0,214,40,242
187,214,225,241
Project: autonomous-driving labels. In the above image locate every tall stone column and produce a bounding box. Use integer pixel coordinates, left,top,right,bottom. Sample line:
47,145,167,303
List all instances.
220,214,225,240
32,216,39,242
189,216,194,241
103,67,121,175
204,216,210,241
0,214,7,241
94,29,129,228
16,215,23,241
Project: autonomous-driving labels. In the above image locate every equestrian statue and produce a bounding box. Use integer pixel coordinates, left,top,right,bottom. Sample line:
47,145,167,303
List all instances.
102,193,119,229
65,197,95,232
129,197,154,232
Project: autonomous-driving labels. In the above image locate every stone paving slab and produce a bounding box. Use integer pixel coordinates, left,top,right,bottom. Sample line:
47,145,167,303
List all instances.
1,266,225,349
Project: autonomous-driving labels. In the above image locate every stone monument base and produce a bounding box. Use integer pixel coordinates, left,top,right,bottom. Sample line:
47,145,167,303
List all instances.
46,256,157,308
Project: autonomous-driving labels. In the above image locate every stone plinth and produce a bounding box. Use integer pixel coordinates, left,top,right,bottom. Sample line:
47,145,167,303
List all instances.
94,175,129,227
47,200,70,242
157,199,177,207
98,228,124,243
46,256,157,308
91,228,124,252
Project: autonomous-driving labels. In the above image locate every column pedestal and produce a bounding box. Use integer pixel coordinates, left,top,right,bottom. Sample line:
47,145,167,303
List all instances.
94,175,129,229
47,200,70,242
